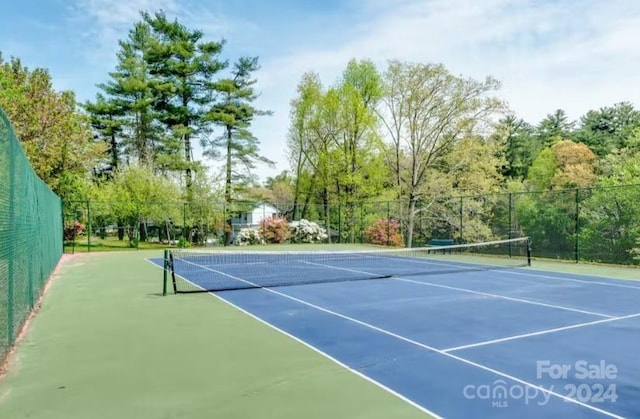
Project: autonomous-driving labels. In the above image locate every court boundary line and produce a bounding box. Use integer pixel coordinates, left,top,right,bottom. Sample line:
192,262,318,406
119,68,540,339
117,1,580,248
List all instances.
171,258,622,418
144,258,442,419
302,261,615,318
442,312,640,352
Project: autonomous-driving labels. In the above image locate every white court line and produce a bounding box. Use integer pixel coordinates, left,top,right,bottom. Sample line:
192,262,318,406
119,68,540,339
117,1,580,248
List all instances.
442,312,640,352
302,261,615,318
172,258,622,418
144,258,441,419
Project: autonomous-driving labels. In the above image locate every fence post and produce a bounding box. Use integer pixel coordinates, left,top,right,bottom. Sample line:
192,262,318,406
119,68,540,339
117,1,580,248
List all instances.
360,203,364,243
419,203,423,246
508,193,513,257
338,204,342,244
136,204,140,250
575,188,580,263
325,201,331,244
459,196,464,243
87,200,92,253
71,204,76,254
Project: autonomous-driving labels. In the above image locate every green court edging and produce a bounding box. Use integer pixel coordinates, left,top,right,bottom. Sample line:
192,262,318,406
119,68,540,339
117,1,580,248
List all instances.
0,251,431,419
529,259,640,281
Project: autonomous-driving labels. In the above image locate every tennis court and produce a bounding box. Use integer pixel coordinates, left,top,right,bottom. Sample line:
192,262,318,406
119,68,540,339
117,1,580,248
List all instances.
153,239,640,418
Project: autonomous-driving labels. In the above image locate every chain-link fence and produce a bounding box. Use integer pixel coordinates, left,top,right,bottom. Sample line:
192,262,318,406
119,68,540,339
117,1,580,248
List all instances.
1,107,63,361
63,184,640,265
426,186,640,265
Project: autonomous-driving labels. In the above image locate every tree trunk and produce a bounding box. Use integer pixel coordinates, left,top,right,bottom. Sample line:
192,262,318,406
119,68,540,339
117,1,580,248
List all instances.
291,148,304,220
224,127,233,246
117,220,125,241
184,132,192,199
183,93,193,199
300,173,317,220
139,221,148,242
292,185,300,221
110,131,118,171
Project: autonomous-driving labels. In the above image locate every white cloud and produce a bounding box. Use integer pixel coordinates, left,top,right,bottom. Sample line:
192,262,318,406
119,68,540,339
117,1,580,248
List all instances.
72,0,181,25
61,0,640,182
249,0,640,180
67,0,182,71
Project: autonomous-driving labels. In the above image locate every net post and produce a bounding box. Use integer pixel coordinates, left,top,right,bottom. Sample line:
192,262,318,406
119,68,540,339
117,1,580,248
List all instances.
162,249,168,296
170,252,177,294
526,237,532,266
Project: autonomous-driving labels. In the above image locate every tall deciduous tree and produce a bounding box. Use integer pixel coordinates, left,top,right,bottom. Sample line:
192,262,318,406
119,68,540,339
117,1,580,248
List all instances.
379,60,504,247
527,140,597,190
287,62,387,242
580,145,640,264
334,59,387,242
204,56,273,245
0,55,102,199
287,72,324,220
93,165,181,246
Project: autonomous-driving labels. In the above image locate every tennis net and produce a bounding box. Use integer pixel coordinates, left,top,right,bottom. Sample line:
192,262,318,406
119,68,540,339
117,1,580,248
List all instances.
162,237,531,294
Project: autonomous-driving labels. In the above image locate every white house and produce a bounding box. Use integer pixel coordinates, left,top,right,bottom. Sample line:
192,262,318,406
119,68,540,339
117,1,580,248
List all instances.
231,203,279,230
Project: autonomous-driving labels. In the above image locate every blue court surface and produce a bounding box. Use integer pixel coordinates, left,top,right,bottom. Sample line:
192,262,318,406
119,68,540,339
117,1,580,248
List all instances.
151,252,640,418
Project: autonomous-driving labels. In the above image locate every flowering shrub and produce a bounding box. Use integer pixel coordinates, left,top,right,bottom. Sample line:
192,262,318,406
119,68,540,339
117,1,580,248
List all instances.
259,216,291,244
234,228,264,246
364,218,404,247
291,219,328,243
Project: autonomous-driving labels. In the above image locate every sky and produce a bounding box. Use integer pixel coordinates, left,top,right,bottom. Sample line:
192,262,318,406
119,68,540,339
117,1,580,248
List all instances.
2,0,640,182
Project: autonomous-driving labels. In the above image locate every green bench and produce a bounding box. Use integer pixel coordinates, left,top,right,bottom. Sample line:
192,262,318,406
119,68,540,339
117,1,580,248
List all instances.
428,238,454,253
428,239,454,247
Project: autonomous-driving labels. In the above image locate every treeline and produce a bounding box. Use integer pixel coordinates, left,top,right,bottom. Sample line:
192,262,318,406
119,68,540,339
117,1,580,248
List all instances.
1,11,272,245
1,10,639,260
281,59,640,258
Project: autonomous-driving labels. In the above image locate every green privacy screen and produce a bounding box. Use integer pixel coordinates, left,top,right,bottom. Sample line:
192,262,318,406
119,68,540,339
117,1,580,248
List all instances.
0,106,62,362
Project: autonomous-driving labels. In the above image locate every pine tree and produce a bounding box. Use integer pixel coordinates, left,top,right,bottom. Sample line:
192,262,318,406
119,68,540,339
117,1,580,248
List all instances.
203,57,273,245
